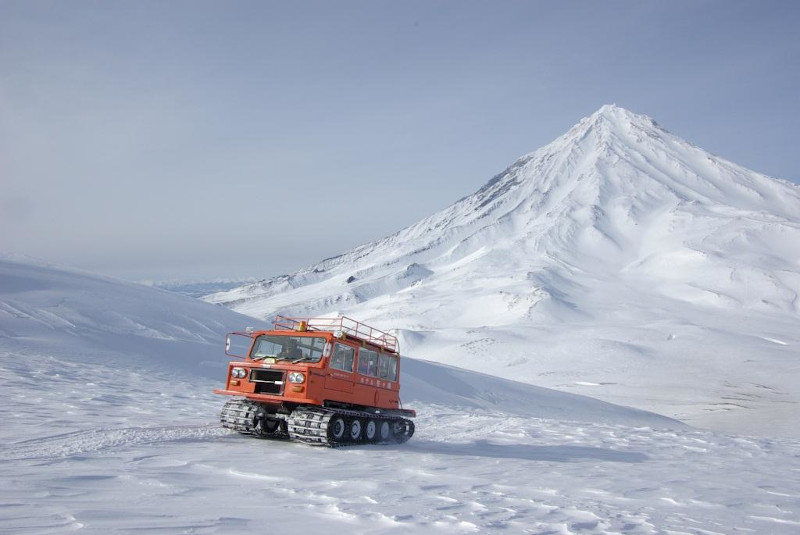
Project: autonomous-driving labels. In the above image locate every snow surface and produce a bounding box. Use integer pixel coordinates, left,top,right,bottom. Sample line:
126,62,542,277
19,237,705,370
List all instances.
205,105,800,439
3,256,800,533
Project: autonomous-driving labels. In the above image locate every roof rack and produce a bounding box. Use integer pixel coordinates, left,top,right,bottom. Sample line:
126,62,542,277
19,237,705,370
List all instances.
273,315,398,353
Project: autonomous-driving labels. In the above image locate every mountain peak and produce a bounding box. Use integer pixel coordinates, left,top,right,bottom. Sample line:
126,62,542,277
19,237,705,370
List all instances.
576,104,659,137
592,103,625,117
590,103,646,122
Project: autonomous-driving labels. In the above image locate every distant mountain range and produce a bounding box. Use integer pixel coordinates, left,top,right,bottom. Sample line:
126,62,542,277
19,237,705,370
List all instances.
204,105,800,438
153,279,251,299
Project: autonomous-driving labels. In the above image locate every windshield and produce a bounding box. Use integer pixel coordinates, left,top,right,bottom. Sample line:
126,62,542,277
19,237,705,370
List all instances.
250,335,327,362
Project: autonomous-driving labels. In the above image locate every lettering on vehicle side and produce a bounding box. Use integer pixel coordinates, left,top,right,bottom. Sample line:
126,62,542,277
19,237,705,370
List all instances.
358,377,393,389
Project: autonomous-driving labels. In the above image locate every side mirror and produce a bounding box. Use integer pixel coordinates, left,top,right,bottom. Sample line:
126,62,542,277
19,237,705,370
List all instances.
225,332,254,359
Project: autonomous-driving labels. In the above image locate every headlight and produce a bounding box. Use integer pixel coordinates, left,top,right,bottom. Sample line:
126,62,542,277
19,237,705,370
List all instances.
231,367,247,379
288,372,305,384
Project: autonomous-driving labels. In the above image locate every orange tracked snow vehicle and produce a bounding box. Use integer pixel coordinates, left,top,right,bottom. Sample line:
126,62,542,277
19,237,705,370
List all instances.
214,316,415,446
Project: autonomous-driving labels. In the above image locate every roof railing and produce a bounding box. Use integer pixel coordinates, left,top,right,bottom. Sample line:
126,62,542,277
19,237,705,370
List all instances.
273,315,399,353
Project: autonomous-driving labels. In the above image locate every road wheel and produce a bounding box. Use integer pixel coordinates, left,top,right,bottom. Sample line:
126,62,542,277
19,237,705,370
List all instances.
378,420,391,442
349,418,363,442
364,419,377,442
328,415,346,442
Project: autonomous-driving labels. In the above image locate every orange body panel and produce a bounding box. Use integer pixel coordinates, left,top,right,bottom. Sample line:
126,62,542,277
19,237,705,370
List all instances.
214,317,411,415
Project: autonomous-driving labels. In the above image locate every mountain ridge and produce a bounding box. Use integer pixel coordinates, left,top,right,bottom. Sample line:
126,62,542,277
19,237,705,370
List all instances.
206,104,800,319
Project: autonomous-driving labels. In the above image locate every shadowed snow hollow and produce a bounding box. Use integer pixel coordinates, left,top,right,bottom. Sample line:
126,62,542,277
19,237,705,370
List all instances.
206,105,800,438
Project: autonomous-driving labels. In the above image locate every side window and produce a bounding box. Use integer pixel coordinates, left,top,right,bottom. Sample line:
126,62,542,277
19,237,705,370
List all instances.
357,348,379,377
330,344,355,373
379,353,398,381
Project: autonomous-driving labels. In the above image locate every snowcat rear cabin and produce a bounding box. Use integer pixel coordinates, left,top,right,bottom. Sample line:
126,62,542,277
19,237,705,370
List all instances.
214,316,415,446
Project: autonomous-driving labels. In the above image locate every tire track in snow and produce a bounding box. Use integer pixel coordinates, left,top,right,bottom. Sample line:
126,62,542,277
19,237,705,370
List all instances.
0,424,230,461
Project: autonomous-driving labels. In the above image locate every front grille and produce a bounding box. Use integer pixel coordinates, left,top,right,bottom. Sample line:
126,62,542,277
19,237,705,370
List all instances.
250,369,284,395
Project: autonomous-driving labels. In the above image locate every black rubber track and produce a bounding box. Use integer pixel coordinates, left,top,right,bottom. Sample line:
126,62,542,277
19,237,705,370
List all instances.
220,399,414,447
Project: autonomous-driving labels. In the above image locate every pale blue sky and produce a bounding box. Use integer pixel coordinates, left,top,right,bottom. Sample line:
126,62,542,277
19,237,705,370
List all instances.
2,1,799,281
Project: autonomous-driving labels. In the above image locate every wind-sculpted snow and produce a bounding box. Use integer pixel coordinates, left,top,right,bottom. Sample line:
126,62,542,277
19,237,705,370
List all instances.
2,353,800,534
3,256,800,533
0,256,271,378
205,105,800,439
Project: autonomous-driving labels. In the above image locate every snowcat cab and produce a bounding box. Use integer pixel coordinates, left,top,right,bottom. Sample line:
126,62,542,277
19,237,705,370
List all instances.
214,316,415,446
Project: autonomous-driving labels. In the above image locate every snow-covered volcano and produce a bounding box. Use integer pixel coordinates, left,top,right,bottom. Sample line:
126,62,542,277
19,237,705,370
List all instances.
207,105,800,438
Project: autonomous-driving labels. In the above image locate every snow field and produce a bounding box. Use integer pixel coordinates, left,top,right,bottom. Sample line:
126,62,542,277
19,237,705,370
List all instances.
1,343,798,534
2,258,799,533
4,389,800,534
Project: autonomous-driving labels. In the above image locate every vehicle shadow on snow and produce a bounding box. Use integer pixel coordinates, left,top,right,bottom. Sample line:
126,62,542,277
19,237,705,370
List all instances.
402,439,648,463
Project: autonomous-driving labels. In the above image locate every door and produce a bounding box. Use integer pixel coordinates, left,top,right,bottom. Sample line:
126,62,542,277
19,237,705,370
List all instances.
324,342,356,393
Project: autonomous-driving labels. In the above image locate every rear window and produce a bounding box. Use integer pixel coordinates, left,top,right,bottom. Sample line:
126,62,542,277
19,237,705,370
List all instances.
379,353,398,381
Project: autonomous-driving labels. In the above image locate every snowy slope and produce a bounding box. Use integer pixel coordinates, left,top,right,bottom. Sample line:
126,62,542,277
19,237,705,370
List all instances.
205,105,800,438
0,256,672,427
0,256,268,379
2,258,800,533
